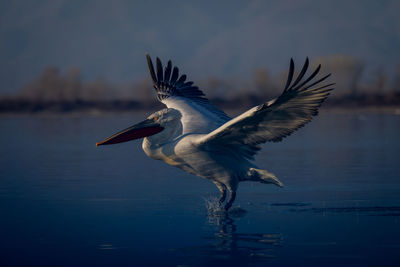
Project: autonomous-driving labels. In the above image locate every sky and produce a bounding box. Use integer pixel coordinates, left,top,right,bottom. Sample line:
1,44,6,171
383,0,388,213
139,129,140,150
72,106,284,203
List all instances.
0,0,399,93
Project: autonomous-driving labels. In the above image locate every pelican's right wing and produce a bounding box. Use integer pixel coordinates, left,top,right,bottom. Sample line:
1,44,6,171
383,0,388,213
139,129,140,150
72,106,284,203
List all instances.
196,58,334,160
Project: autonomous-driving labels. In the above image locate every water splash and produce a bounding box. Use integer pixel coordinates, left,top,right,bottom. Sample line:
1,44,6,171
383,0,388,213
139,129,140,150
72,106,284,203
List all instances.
204,196,224,216
203,196,247,219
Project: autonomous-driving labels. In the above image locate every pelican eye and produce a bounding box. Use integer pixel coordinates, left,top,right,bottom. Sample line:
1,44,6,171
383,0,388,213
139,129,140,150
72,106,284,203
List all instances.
153,115,158,121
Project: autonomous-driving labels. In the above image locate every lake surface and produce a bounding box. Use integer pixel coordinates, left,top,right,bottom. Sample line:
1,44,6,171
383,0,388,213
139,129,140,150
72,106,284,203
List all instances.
1,110,400,266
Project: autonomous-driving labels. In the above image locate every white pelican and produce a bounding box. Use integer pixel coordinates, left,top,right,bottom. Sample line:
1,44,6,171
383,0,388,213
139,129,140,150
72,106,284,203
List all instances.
97,54,333,210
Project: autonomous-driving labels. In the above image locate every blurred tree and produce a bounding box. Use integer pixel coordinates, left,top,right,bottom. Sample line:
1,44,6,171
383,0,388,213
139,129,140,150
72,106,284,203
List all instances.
81,77,113,102
21,66,60,101
314,55,364,97
252,68,281,98
254,68,269,96
392,65,400,93
64,67,82,102
21,66,82,102
128,78,154,105
372,67,387,95
203,77,237,100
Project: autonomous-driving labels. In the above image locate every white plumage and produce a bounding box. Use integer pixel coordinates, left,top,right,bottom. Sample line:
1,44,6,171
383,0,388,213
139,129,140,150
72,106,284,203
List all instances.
97,54,334,210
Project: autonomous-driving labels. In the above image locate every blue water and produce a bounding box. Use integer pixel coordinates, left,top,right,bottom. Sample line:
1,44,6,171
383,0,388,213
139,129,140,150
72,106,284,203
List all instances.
1,110,400,266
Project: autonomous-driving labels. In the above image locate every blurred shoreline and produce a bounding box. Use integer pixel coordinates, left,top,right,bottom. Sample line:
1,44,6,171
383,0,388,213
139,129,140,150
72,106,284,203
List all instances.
2,54,399,116
0,98,399,116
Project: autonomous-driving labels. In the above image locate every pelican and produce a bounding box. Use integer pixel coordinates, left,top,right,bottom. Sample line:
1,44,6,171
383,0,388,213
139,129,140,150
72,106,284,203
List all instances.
97,54,333,210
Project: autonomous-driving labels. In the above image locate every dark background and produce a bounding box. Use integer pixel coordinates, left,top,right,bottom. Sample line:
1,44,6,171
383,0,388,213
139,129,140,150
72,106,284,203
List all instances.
0,0,399,109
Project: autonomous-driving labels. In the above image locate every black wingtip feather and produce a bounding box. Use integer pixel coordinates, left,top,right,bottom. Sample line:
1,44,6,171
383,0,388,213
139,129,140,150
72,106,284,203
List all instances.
175,74,187,87
284,58,295,91
290,57,309,90
301,73,332,92
146,54,157,84
170,67,179,84
292,64,321,91
164,60,172,83
156,57,163,85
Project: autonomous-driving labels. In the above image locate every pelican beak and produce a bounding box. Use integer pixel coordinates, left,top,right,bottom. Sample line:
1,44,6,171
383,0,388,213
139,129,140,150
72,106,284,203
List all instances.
96,119,164,146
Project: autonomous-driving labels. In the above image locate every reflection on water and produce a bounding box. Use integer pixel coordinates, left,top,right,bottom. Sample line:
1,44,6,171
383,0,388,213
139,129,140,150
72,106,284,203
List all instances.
178,210,282,265
1,112,400,266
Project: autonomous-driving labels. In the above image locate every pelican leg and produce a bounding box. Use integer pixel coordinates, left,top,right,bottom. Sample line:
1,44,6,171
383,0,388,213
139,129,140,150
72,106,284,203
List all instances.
213,181,227,204
224,191,236,211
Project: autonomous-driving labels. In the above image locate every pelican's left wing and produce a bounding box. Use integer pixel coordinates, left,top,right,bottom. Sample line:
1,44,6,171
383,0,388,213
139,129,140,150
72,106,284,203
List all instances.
146,54,230,133
196,58,334,160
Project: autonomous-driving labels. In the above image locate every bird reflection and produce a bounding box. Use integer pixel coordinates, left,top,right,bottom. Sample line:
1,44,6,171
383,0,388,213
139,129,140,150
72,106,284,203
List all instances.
178,208,282,265
205,212,282,263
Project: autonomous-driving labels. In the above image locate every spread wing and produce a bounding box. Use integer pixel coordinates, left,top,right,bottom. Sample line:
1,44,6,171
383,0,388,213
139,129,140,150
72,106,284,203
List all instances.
196,58,334,161
146,54,230,134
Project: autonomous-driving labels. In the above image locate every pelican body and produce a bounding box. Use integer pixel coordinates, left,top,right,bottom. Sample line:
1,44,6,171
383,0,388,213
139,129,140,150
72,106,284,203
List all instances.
97,55,334,210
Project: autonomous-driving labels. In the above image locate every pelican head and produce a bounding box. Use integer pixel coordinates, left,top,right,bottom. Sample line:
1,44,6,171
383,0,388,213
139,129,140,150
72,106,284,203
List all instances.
96,108,181,146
